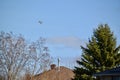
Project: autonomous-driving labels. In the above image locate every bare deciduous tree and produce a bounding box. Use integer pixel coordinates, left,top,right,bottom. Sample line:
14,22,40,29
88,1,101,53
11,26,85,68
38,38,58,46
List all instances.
0,32,53,80
0,32,29,80
23,38,53,80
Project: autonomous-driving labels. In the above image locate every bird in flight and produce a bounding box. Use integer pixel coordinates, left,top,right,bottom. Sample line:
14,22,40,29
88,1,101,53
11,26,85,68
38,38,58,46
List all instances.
38,20,43,24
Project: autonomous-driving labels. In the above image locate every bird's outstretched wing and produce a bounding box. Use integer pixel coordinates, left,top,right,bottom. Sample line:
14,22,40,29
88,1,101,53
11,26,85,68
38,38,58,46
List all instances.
38,21,42,24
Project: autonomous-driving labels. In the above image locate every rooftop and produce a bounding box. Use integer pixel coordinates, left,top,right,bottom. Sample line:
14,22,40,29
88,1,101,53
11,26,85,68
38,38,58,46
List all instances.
94,66,120,76
34,66,74,80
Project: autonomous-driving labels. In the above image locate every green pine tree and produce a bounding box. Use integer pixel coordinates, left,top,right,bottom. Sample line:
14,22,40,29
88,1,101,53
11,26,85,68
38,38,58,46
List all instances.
73,24,120,80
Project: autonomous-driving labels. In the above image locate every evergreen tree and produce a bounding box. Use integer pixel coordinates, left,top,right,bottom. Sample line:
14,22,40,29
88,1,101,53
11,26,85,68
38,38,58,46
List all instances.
73,24,120,80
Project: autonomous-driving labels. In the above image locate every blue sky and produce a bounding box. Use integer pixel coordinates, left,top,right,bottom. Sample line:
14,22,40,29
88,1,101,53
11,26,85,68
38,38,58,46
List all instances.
0,0,120,66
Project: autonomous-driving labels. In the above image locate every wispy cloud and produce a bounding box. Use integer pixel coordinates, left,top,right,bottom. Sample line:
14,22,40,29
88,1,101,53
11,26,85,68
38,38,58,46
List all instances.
47,36,86,49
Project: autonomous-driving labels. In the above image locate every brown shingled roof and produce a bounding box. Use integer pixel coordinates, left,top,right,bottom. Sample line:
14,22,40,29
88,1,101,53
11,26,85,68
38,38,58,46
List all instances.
34,66,74,80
